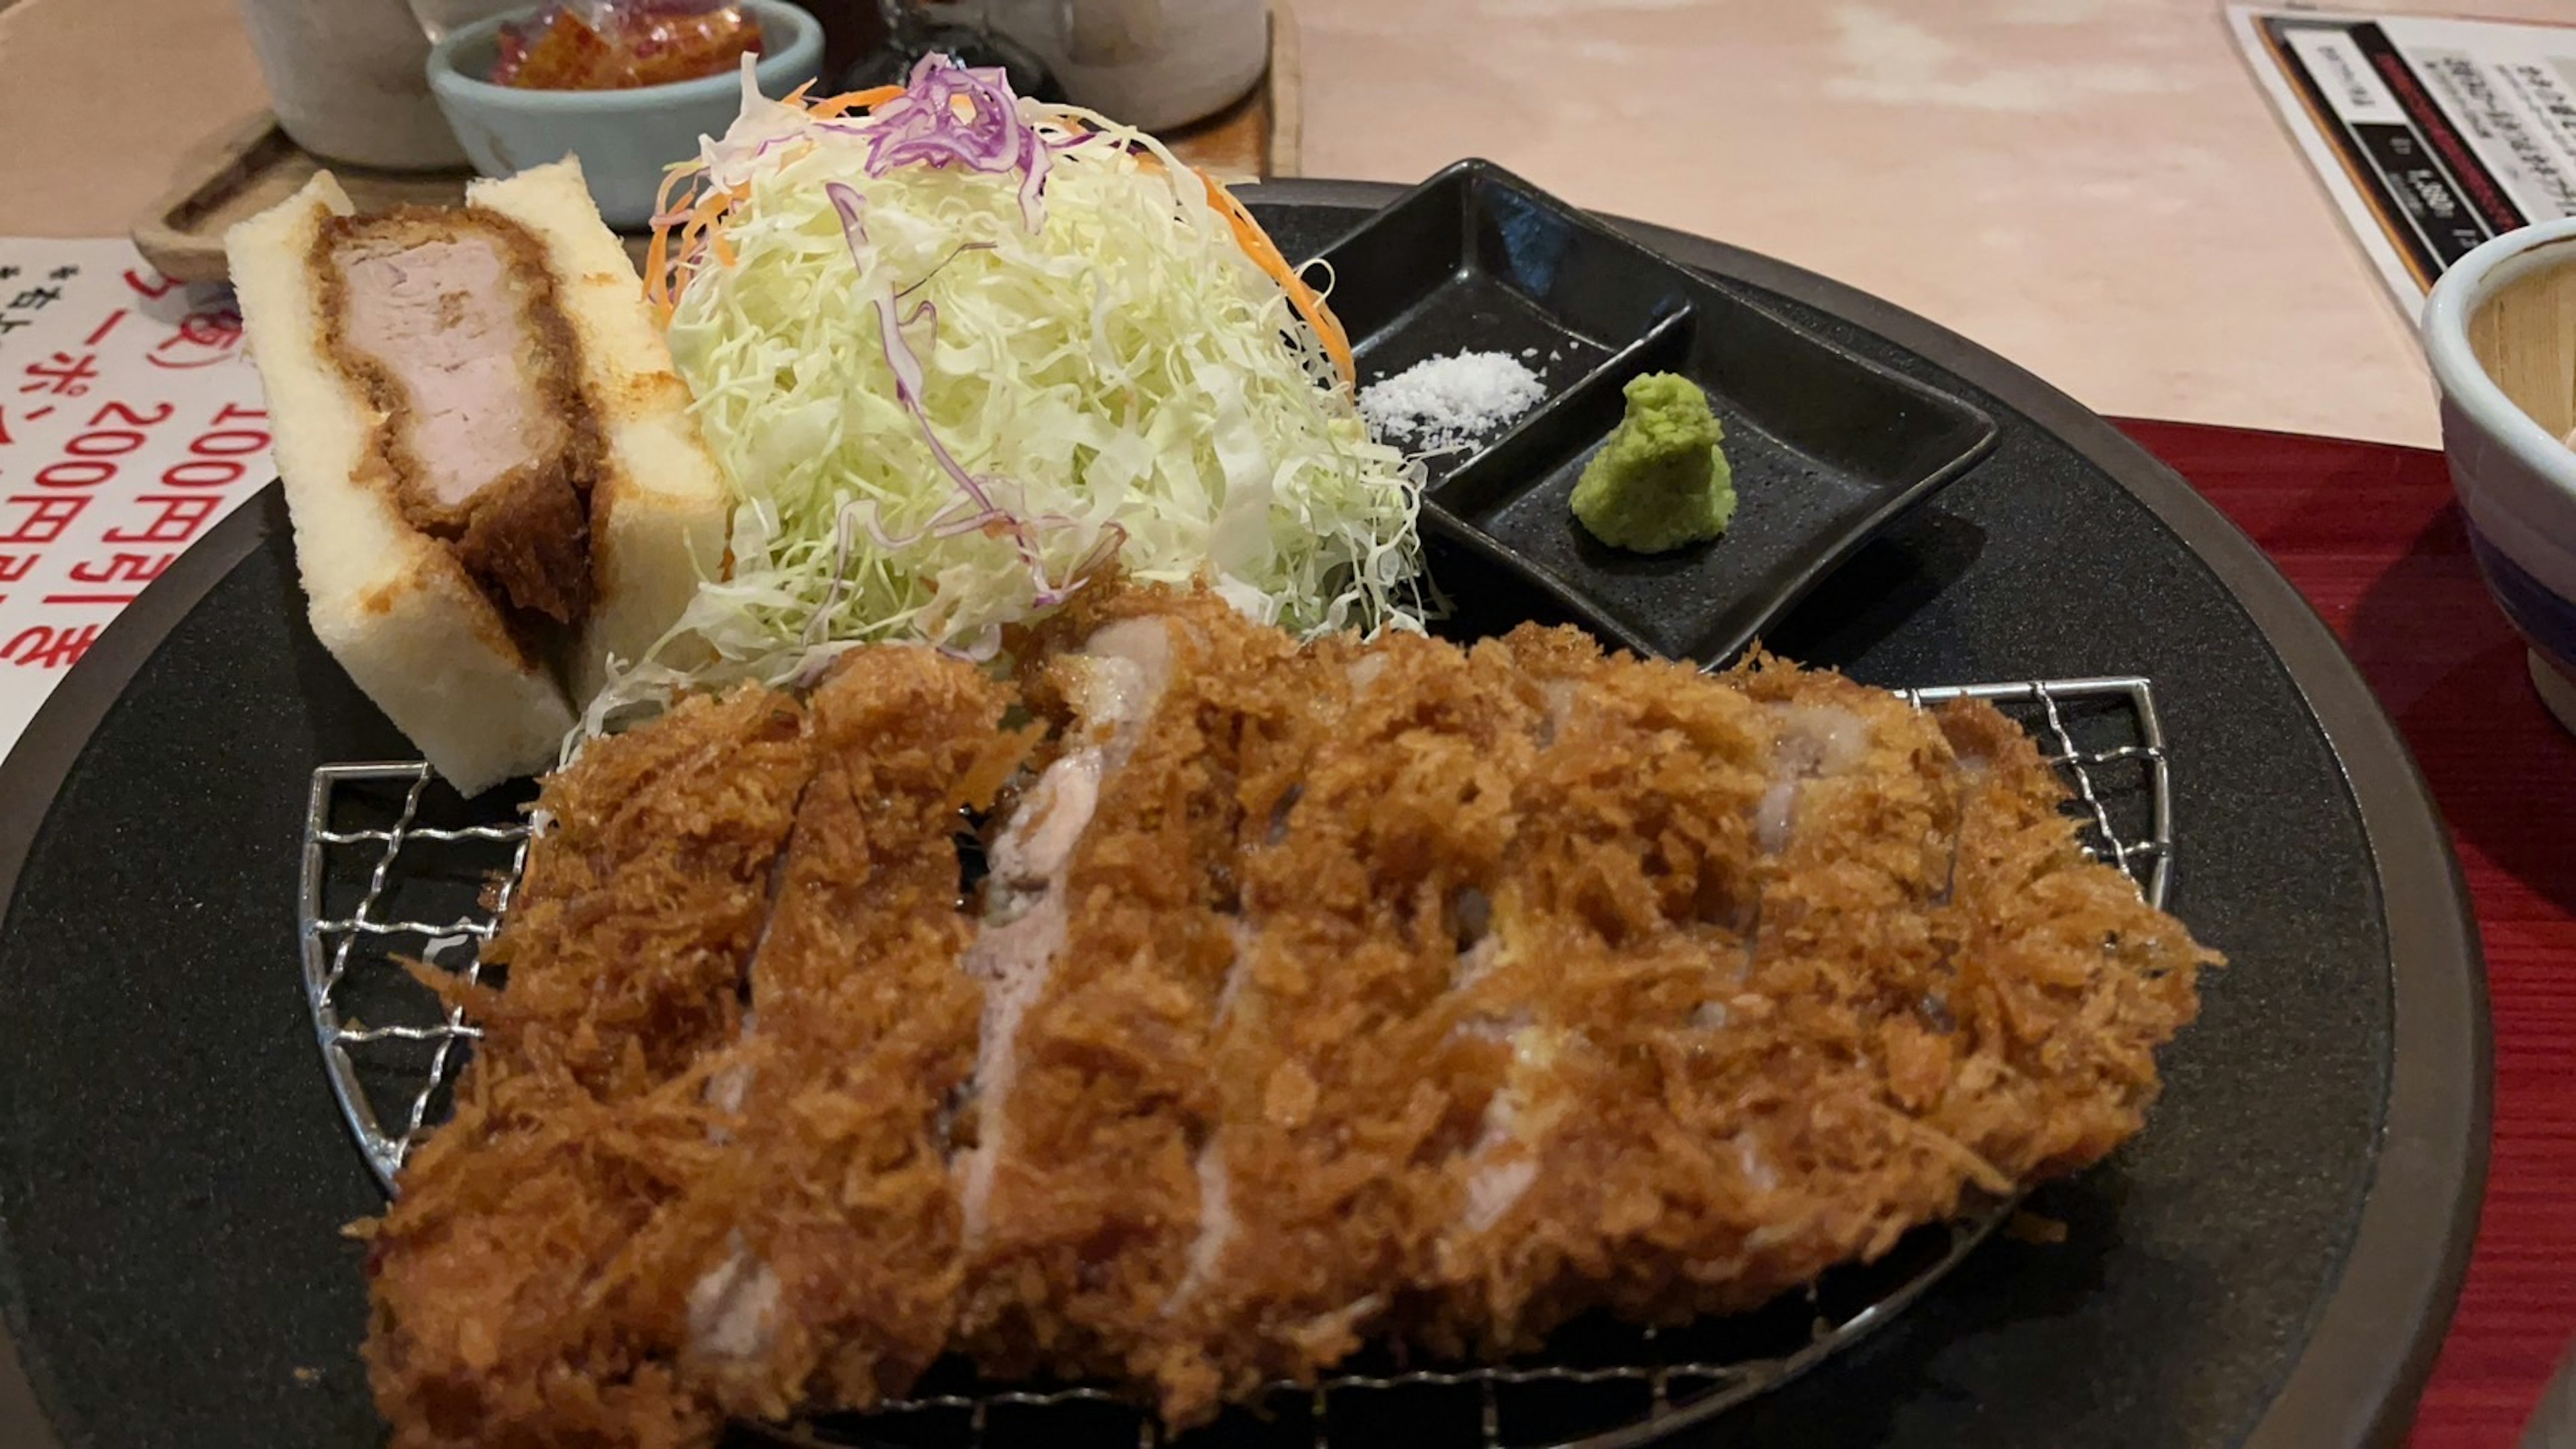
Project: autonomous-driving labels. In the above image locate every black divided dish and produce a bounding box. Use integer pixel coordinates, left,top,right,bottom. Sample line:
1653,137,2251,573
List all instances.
1322,160,1997,663
0,182,2481,1449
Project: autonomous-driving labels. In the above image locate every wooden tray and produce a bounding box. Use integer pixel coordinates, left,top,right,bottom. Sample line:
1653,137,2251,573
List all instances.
131,1,1303,286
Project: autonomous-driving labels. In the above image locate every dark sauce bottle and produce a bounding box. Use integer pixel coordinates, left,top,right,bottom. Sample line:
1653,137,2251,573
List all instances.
841,0,1064,103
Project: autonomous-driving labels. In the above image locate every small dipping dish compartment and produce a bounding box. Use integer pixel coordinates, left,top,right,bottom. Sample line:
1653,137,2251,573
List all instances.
1319,160,2000,663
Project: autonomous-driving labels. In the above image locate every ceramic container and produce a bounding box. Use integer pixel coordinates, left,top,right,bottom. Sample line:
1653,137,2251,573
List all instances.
237,0,471,170
424,0,823,229
2422,217,2576,737
991,0,1265,132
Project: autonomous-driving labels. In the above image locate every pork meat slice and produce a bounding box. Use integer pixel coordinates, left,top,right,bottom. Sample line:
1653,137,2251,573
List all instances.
954,611,1177,1254
955,590,1275,1389
318,207,596,625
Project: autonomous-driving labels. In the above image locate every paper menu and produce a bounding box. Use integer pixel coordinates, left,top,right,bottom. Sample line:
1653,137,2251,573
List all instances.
0,239,271,764
2233,7,2576,319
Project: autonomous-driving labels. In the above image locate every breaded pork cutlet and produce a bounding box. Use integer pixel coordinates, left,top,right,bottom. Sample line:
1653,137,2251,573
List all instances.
676,647,1024,1421
955,588,1310,1385
467,683,814,1097
366,584,2212,1446
1144,628,1549,1415
1410,633,1783,1358
1415,653,1990,1356
367,655,1022,1448
1411,651,2206,1362
368,684,818,1449
1000,602,2203,1419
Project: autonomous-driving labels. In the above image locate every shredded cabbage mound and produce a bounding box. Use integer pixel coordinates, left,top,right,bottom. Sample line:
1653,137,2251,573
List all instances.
595,60,1424,731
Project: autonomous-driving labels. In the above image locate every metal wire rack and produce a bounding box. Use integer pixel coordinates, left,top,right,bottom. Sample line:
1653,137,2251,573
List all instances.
297,674,2174,1449
297,764,530,1189
1901,677,2171,908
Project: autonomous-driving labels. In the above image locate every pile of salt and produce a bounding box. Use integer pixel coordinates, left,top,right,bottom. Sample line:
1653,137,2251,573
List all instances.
1358,351,1548,451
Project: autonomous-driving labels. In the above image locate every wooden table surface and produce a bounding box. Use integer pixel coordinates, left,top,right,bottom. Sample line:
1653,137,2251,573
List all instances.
2118,419,2576,1448
15,0,2576,445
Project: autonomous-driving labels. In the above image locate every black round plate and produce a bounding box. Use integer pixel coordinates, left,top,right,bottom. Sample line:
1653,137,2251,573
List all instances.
0,184,2487,1449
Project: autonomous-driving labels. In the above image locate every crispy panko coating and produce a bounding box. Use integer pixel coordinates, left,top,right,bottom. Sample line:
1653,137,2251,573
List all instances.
470,683,812,1095
368,682,818,1449
366,584,2212,1446
674,647,1025,1420
956,588,1306,1383
1145,629,1555,1412
366,655,1017,1449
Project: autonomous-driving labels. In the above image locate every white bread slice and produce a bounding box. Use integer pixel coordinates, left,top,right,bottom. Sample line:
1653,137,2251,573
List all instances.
468,158,731,707
227,173,576,796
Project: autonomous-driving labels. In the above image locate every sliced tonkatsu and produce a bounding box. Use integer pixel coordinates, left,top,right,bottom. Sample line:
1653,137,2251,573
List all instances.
366,583,2214,1448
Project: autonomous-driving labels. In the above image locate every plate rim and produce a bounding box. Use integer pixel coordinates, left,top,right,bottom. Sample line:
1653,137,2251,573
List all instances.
0,488,286,1449
0,182,2489,1449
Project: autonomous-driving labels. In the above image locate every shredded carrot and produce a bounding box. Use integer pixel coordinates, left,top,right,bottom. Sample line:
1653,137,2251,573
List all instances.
646,174,689,313
810,84,904,118
651,162,693,223
1195,170,1354,388
649,182,742,319
645,226,672,314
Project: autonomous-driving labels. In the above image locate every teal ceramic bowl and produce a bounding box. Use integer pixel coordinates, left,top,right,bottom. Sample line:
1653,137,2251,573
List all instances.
425,0,821,229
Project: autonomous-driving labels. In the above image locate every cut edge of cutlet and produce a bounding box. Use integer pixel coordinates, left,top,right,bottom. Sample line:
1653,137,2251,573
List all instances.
667,646,1026,1423
367,682,820,1449
957,588,1299,1385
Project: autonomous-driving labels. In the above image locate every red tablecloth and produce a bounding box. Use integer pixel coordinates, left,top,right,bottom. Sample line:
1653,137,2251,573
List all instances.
2114,420,2576,1448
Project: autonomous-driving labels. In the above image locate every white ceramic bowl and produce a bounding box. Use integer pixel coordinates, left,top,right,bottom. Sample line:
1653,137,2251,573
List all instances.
425,0,821,229
2422,217,2576,735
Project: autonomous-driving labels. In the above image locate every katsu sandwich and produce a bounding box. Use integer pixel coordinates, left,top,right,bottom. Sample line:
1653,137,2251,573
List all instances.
227,158,731,794
363,583,2212,1448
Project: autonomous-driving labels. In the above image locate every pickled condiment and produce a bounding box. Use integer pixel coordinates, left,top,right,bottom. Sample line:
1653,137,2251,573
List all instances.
491,1,765,91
